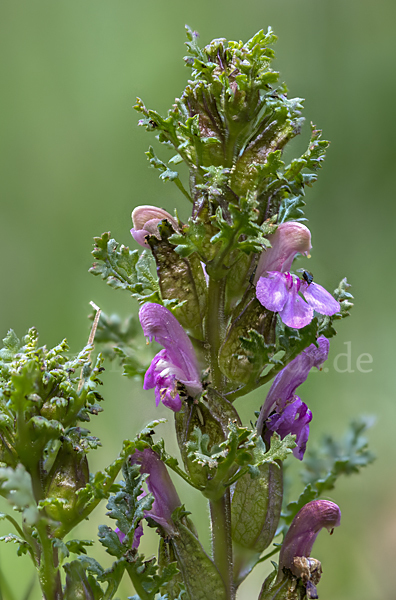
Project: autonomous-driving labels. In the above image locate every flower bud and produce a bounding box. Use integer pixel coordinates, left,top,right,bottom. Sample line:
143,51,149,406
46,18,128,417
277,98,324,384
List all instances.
255,222,312,282
131,205,179,248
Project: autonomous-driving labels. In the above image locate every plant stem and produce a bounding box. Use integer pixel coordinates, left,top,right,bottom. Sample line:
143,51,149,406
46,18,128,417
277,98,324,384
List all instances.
36,522,62,600
125,564,151,600
209,490,235,600
206,277,226,390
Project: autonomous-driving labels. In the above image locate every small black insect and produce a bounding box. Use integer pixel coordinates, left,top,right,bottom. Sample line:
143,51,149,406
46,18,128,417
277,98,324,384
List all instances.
302,270,314,285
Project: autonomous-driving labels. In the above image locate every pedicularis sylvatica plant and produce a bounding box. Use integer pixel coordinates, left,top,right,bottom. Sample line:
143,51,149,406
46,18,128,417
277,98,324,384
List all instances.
0,27,374,600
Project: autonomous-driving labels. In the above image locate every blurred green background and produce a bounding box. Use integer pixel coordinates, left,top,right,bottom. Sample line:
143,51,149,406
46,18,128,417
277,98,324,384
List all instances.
1,0,395,598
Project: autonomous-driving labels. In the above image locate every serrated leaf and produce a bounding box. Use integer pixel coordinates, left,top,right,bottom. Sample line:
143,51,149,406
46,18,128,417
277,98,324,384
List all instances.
0,465,39,525
282,417,375,528
90,234,162,304
0,533,30,556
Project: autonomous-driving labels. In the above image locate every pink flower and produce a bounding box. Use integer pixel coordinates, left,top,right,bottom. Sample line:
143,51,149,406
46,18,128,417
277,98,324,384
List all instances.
255,222,339,329
279,500,341,575
130,205,179,248
257,337,329,459
255,222,312,281
256,272,340,329
139,303,202,411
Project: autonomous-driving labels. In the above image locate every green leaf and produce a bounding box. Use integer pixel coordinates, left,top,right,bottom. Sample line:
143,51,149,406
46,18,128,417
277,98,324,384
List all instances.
282,417,375,527
0,533,30,557
102,461,154,558
64,557,105,600
209,198,271,259
186,420,294,500
231,462,283,553
92,311,151,382
171,518,227,600
66,539,95,555
145,146,192,202
0,465,39,525
90,233,162,303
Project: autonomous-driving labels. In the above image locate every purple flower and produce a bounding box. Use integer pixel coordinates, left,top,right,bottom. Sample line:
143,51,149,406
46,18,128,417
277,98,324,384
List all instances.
139,303,202,412
131,205,179,248
278,500,341,575
255,222,312,280
131,448,181,538
257,337,330,459
254,221,339,329
116,448,181,550
256,271,340,329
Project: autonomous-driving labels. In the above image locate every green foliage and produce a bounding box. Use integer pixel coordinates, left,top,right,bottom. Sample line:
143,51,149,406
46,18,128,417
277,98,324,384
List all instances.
186,420,295,499
92,311,151,381
231,462,283,553
168,213,221,261
146,145,192,202
282,418,375,527
209,199,272,260
0,327,161,598
90,232,162,303
102,461,154,556
225,316,320,398
135,28,327,227
276,125,329,223
170,514,227,600
0,465,39,526
0,532,31,557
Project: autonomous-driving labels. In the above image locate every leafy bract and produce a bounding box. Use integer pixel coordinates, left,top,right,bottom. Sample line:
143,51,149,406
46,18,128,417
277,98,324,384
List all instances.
282,418,375,527
90,233,162,303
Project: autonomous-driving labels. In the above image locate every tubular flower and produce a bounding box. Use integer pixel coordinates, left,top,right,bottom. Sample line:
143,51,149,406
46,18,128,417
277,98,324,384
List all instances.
130,448,181,536
257,337,330,459
277,500,341,595
139,303,202,412
254,222,339,329
130,204,179,248
116,448,181,550
255,222,312,281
